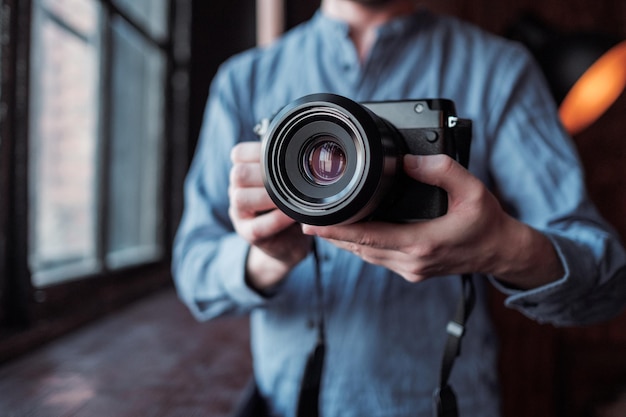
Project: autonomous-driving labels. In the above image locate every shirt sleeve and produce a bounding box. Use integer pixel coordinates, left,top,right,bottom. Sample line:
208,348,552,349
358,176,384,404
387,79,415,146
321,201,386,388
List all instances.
485,47,626,326
491,231,626,326
171,62,285,320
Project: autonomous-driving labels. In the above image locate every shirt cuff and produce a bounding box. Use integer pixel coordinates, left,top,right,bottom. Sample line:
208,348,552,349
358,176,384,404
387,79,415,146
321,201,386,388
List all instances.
489,232,595,324
216,234,271,308
216,234,317,309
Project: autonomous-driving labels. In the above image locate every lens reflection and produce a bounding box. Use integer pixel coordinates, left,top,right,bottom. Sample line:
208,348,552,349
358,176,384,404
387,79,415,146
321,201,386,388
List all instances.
306,138,346,185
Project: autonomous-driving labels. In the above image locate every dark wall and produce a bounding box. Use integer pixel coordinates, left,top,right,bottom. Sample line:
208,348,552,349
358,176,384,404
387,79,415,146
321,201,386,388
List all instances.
188,0,257,157
286,0,320,30
423,0,626,37
188,0,320,156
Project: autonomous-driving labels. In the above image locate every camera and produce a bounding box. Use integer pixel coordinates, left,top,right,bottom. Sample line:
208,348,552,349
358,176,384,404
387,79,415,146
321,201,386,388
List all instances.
259,93,472,226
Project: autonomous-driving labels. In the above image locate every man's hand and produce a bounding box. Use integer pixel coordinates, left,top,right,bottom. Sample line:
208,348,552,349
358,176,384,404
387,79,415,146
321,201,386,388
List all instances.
302,154,564,289
229,142,311,290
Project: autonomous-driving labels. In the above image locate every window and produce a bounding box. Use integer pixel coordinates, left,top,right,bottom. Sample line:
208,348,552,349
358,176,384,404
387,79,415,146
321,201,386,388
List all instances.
29,0,102,285
28,0,169,286
0,0,191,353
106,15,166,270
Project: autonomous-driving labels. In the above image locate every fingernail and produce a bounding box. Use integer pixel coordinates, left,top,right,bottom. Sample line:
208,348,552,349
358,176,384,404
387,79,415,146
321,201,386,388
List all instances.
404,154,421,169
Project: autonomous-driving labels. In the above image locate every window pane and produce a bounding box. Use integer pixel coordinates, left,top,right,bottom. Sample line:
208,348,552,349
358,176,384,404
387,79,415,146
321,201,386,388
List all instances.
41,0,99,38
29,2,101,286
113,0,168,40
107,17,165,269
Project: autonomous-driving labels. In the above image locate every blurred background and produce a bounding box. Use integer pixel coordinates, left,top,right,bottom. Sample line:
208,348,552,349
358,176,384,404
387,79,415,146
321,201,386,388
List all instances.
1,0,625,416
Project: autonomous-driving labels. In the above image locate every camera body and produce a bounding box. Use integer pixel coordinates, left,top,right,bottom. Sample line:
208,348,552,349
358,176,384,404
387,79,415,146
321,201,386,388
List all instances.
260,93,471,226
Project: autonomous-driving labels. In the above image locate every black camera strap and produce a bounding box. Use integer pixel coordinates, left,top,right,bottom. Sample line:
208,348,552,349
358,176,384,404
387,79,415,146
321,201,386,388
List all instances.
432,273,476,417
296,248,476,417
296,239,326,417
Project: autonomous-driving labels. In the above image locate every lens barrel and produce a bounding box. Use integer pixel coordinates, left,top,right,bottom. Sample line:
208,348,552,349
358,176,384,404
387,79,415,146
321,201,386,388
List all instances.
261,93,402,225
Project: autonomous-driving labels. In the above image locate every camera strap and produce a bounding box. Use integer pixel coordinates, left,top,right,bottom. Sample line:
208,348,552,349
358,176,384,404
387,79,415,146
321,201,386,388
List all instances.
296,249,476,417
296,239,326,417
432,273,476,417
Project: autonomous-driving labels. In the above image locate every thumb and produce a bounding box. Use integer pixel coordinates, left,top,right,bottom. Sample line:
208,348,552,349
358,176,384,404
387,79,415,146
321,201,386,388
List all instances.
403,154,477,198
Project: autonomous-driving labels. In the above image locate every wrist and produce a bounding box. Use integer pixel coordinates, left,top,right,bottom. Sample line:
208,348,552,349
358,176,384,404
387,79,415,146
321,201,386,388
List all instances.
489,217,565,289
245,246,296,292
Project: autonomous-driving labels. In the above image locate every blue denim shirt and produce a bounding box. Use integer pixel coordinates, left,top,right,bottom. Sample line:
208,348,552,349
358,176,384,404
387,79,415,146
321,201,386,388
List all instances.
172,9,626,417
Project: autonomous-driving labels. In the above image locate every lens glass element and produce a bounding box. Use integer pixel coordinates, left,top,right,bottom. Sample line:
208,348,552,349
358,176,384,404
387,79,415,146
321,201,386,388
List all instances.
305,136,347,185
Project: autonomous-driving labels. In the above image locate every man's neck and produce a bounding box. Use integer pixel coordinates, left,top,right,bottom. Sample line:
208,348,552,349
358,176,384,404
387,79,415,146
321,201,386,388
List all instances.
321,0,416,61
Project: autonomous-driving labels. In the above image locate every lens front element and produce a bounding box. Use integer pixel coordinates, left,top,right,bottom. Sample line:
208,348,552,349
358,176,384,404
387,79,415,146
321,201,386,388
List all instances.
305,137,347,185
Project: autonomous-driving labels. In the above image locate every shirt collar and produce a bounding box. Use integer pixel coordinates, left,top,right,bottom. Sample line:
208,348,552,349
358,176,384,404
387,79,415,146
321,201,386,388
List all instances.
312,7,433,40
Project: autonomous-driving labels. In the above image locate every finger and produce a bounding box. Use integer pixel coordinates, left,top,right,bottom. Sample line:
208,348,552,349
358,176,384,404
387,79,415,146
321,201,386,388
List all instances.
230,187,277,218
403,154,482,203
237,209,297,243
230,162,265,187
231,141,262,163
301,222,409,250
325,238,433,282
326,237,403,262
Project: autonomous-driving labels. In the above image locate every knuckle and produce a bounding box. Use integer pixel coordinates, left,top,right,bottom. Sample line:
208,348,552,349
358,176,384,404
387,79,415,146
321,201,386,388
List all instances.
248,224,265,243
406,244,445,278
345,241,358,253
243,217,269,244
230,188,246,208
406,261,427,279
230,144,242,163
433,154,456,175
356,232,376,247
410,242,438,260
346,242,363,256
229,206,271,245
231,142,261,163
404,273,426,283
230,163,248,186
405,260,440,282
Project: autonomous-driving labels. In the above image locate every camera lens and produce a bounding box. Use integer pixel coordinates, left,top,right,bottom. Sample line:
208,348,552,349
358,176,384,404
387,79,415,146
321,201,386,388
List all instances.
261,93,402,225
305,136,347,185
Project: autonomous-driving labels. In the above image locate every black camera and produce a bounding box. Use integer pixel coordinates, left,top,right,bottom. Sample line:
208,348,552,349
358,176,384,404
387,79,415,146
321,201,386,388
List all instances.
260,93,472,226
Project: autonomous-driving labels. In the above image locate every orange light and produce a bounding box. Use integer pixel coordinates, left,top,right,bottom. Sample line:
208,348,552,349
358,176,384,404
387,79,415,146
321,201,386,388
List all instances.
559,40,626,135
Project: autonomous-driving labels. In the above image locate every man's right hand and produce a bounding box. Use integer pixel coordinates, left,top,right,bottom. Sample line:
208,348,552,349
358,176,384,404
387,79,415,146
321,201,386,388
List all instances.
229,141,312,291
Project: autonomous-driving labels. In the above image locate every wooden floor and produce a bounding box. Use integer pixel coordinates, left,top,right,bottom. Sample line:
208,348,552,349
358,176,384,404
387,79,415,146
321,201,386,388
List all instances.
0,288,253,417
3,286,626,417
